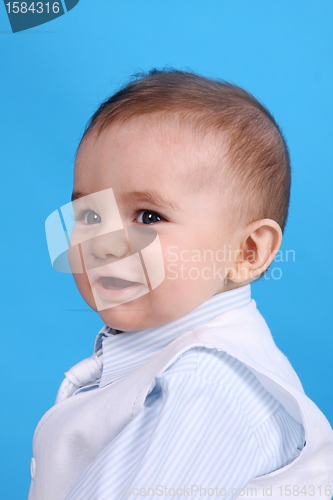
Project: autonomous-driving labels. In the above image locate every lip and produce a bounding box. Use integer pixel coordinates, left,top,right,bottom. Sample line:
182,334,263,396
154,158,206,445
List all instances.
87,265,149,305
93,277,148,302
91,267,145,283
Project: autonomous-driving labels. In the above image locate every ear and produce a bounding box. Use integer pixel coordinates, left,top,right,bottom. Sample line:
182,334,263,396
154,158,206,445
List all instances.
228,219,282,283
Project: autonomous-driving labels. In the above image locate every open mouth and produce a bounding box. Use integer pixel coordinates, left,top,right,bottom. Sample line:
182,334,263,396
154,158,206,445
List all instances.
98,276,141,290
90,269,149,307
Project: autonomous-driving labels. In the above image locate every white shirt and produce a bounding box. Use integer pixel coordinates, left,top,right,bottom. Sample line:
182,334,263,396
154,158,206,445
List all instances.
29,286,307,500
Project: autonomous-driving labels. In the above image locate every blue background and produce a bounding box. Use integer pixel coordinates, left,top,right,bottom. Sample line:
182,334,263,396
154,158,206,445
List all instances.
1,1,332,497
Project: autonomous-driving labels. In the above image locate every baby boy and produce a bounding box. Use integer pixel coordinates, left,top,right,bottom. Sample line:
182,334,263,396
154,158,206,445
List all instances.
29,69,333,500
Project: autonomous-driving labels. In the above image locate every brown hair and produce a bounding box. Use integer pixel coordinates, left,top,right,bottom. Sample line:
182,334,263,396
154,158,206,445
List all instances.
80,68,291,232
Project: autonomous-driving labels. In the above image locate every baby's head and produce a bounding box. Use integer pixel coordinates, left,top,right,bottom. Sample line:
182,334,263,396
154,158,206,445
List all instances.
71,69,290,331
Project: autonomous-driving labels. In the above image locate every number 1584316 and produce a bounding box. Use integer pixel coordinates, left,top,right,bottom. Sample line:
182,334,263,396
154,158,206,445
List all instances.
5,2,60,14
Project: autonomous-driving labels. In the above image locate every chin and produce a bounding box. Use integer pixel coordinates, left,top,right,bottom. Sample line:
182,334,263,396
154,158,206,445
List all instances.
97,298,152,332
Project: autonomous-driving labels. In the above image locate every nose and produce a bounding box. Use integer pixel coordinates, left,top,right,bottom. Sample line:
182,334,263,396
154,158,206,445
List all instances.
89,229,129,261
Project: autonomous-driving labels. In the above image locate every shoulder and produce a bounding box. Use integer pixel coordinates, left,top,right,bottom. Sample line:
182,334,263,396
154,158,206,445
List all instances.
160,346,280,426
155,346,305,474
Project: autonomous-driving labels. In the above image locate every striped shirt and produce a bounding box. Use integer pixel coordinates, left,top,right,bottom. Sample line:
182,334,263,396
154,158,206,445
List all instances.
67,285,305,499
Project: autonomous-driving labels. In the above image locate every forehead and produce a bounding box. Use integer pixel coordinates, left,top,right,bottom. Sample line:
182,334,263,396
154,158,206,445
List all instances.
75,117,225,192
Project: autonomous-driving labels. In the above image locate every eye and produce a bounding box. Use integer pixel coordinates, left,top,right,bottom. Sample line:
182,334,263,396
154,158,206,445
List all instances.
82,210,101,225
136,210,163,224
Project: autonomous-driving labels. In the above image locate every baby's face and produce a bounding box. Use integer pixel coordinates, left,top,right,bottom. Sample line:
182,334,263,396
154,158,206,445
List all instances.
72,119,240,331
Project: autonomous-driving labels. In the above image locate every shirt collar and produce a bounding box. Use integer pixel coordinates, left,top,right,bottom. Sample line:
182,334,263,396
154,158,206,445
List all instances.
95,285,251,388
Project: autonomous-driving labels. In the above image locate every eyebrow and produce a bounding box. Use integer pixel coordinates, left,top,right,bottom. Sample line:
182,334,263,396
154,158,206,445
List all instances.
71,190,182,212
71,191,87,202
122,191,181,212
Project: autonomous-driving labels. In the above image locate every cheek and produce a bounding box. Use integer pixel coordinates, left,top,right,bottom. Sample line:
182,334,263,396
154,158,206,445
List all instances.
162,243,229,287
72,272,97,310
